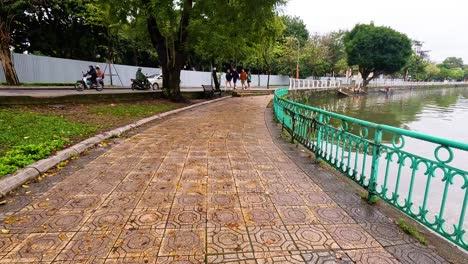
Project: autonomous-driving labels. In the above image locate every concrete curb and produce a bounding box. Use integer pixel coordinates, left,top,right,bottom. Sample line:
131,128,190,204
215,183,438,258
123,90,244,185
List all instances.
0,96,231,197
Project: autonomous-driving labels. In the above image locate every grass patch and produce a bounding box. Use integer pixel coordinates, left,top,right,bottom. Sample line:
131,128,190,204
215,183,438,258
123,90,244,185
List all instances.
0,108,98,177
397,218,427,245
0,100,186,178
89,103,176,118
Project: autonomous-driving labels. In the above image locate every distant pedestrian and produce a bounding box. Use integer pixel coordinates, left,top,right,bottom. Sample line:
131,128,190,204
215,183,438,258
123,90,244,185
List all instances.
225,69,233,89
247,70,252,89
240,69,247,89
232,68,239,90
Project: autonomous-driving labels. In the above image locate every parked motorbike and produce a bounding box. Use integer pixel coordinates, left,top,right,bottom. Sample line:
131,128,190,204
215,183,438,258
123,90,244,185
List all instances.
130,78,154,90
75,72,103,91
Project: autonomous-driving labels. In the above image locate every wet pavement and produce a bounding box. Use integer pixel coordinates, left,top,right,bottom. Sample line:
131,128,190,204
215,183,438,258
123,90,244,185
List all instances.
0,96,451,263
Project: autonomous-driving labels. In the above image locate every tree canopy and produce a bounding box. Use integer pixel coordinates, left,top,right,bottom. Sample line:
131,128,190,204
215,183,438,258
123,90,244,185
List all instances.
344,23,412,86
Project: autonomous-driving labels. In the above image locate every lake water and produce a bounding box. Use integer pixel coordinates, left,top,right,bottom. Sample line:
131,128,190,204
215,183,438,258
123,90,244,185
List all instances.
295,86,468,234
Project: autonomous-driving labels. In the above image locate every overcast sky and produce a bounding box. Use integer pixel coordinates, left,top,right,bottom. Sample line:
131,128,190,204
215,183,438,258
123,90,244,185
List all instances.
284,0,468,63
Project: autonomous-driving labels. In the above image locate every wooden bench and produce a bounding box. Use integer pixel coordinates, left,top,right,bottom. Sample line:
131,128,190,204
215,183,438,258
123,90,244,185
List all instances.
202,85,221,99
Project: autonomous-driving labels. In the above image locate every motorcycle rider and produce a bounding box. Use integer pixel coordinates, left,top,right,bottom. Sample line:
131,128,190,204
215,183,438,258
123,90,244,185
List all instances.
85,65,98,85
135,68,148,87
95,65,104,86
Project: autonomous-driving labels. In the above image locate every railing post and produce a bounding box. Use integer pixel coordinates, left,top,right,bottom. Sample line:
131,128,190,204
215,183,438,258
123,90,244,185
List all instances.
290,110,296,143
315,113,323,162
368,127,382,202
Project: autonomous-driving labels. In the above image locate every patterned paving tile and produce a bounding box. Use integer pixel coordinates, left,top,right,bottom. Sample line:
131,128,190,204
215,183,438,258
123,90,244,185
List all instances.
359,222,415,247
324,224,381,250
239,193,273,208
42,210,88,232
276,206,318,225
55,230,119,262
270,192,307,206
208,180,237,193
104,256,157,263
207,207,244,229
101,193,141,212
300,191,335,206
108,229,164,259
287,225,339,250
2,232,73,262
243,206,282,226
126,208,170,230
385,243,449,264
236,180,265,193
62,195,104,212
248,226,298,252
156,255,205,263
207,252,256,263
173,193,206,208
301,250,353,263
81,210,131,232
0,211,50,234
264,181,295,193
159,229,205,256
207,227,253,254
346,248,400,264
254,251,305,263
341,202,390,223
114,180,149,193
310,206,357,225
0,234,24,258
208,193,240,208
166,207,206,229
137,192,174,210
177,180,207,194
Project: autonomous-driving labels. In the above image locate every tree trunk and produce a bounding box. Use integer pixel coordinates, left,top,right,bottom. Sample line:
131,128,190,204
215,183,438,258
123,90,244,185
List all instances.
0,45,19,85
267,68,271,89
144,0,192,102
212,69,220,91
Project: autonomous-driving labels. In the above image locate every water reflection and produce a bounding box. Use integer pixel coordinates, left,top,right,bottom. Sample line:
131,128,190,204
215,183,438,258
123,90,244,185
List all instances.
294,87,468,143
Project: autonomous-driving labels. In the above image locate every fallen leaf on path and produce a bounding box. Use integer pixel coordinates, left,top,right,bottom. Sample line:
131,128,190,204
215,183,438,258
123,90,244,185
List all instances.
1,229,10,234
22,184,29,188
0,200,6,205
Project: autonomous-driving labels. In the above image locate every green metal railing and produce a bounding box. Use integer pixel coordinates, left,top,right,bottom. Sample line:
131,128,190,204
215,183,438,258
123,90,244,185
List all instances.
274,88,468,251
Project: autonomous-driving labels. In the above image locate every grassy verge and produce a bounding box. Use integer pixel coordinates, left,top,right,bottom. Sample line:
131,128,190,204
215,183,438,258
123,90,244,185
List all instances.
0,100,186,177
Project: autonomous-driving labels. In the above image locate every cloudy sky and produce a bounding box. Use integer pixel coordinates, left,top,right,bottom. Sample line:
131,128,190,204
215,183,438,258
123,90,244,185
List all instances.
284,0,468,63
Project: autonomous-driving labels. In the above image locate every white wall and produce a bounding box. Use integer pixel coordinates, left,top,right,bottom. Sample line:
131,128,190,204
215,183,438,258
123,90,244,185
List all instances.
0,53,290,88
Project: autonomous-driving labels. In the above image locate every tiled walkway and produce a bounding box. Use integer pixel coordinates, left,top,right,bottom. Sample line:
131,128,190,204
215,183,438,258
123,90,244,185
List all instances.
0,96,450,263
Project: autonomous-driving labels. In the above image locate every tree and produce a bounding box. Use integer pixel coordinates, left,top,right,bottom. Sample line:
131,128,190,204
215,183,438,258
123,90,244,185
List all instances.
321,31,347,77
254,16,285,88
344,23,412,87
404,52,429,81
424,63,441,81
105,0,284,100
281,15,309,45
0,0,31,85
441,57,463,69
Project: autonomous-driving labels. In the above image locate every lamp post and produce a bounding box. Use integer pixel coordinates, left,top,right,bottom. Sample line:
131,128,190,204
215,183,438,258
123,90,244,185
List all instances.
292,37,300,80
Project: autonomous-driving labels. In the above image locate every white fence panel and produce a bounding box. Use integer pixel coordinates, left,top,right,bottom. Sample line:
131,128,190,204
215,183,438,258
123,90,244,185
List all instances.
0,53,290,88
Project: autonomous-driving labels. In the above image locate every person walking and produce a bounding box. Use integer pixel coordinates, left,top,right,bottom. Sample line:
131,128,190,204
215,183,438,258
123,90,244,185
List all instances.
225,69,233,90
232,68,239,90
247,70,252,89
240,69,247,89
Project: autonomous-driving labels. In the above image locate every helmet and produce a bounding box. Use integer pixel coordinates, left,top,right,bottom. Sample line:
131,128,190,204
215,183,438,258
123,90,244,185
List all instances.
95,65,100,69
137,67,142,71
88,65,93,68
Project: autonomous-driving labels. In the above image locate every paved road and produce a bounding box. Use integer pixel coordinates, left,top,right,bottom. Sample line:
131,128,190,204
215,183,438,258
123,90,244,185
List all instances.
0,96,449,263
